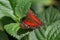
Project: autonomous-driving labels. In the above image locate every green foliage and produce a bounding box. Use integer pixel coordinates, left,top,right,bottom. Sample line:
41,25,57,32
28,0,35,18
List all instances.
9,0,31,21
4,23,20,39
20,7,60,40
31,0,53,5
0,0,31,22
0,21,9,40
0,0,31,40
37,7,60,26
0,0,60,40
31,0,53,13
0,0,17,22
33,20,60,40
0,31,9,40
15,0,31,19
45,20,60,40
4,23,31,40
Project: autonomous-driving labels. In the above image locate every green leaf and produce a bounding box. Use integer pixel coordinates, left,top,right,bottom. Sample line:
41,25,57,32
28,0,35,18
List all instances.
0,31,9,40
4,23,30,40
0,0,31,22
0,0,13,17
8,0,17,10
4,23,20,39
34,20,60,40
21,30,38,40
34,29,45,40
37,7,60,26
15,0,31,20
1,16,16,25
45,20,60,40
0,0,18,22
0,12,5,19
26,20,60,40
0,0,12,9
28,31,38,40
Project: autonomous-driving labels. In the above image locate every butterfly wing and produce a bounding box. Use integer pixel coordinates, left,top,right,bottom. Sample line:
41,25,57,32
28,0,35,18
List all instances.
20,9,44,29
27,10,44,26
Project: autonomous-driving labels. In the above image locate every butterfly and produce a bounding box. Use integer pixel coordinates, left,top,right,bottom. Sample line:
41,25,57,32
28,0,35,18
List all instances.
20,9,44,29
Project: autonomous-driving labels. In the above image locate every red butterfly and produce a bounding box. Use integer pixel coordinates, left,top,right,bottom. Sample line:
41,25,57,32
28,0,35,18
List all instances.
20,9,44,29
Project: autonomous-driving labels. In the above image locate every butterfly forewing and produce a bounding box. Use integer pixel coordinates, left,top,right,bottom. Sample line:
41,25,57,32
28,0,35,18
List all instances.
20,9,44,29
